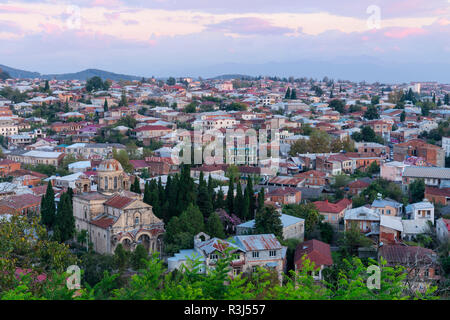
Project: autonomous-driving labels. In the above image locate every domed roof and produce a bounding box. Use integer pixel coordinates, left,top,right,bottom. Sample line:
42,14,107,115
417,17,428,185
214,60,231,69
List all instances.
98,159,123,172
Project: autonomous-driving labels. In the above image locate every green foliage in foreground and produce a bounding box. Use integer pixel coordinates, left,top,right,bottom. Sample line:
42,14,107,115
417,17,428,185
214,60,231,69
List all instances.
0,249,439,300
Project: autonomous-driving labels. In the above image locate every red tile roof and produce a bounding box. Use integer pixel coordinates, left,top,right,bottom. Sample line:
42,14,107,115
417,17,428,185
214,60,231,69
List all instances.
104,195,134,209
90,215,116,229
313,198,351,213
425,187,450,197
294,239,333,269
348,180,370,188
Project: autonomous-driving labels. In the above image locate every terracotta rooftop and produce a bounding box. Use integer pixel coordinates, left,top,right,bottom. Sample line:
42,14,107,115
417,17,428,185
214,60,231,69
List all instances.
104,194,134,209
294,239,333,269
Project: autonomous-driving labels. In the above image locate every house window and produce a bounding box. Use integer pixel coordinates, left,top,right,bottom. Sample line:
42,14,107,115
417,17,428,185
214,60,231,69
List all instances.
135,216,139,224
424,269,430,278
233,268,241,276
252,266,258,273
232,253,240,260
252,251,259,258
210,253,218,260
269,250,276,257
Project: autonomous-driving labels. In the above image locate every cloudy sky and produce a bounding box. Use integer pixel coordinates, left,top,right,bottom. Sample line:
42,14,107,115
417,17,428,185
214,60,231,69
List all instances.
0,0,449,82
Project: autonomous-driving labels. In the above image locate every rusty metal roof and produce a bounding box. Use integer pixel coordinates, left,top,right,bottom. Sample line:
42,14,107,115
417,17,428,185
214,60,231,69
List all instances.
232,234,282,252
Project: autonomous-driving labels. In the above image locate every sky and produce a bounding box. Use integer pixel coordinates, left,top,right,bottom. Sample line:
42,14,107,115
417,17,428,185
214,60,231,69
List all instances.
0,0,449,82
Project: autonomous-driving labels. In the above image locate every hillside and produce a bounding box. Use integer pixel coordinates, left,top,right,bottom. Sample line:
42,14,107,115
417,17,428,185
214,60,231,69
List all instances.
0,64,141,81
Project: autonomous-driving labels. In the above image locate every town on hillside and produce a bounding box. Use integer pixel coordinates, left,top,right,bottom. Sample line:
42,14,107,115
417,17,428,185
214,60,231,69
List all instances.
0,74,449,300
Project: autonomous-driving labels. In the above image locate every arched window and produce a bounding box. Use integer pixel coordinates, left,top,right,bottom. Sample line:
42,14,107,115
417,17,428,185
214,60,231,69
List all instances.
114,176,118,189
135,215,140,225
105,176,108,189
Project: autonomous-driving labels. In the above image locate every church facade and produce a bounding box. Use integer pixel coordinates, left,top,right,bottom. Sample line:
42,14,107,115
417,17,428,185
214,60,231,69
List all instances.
73,159,165,254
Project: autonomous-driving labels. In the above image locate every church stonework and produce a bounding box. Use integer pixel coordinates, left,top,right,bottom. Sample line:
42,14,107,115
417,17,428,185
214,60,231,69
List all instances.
73,159,164,255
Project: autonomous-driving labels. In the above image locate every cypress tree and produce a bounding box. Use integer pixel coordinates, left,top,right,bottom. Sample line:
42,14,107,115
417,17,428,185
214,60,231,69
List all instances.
132,177,141,194
41,181,56,230
143,181,150,204
215,188,226,210
234,181,244,219
247,177,256,217
54,192,75,242
242,187,250,221
197,171,213,218
257,188,265,214
284,87,291,99
104,98,108,112
227,179,234,214
290,88,297,99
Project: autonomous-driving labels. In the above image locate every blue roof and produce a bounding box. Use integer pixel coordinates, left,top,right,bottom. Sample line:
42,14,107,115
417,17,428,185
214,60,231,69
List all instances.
237,214,304,229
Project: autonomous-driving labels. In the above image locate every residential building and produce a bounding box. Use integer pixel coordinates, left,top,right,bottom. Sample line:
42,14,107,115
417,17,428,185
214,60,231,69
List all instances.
236,214,305,241
294,239,333,281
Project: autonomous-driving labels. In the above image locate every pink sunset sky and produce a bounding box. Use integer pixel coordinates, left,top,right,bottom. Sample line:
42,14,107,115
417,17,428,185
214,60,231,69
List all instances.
0,0,449,82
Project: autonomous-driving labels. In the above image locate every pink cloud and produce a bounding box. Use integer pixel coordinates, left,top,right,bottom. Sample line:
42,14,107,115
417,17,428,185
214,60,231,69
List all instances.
0,5,34,13
384,27,427,39
90,0,123,8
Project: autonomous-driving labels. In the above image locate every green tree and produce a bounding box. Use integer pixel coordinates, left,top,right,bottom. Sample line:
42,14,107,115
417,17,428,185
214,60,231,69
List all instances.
284,87,291,99
364,105,380,120
197,171,213,218
290,88,297,100
409,179,425,203
254,206,283,238
338,221,373,257
131,176,141,194
53,192,75,243
40,181,56,230
283,203,322,237
103,99,108,112
400,111,406,122
234,181,244,219
227,179,234,214
113,148,133,173
114,243,129,273
329,99,345,114
206,212,226,239
131,244,149,270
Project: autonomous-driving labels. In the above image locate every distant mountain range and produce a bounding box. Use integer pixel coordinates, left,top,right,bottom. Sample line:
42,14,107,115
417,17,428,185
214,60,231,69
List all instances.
0,64,142,81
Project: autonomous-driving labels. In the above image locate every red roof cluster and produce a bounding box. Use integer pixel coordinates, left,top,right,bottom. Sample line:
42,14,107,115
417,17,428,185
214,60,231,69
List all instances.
313,198,351,213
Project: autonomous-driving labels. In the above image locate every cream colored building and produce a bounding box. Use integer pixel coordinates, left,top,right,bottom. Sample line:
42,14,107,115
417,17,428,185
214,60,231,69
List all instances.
73,159,164,254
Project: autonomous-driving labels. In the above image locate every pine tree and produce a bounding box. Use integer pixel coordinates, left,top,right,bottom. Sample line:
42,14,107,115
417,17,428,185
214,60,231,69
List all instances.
227,179,234,214
206,212,225,239
285,87,291,99
54,192,75,242
44,80,49,92
41,181,56,230
67,187,74,203
400,111,406,122
104,98,109,112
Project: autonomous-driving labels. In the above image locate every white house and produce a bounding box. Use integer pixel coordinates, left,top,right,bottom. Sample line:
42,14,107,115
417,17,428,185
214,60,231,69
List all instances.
405,199,435,224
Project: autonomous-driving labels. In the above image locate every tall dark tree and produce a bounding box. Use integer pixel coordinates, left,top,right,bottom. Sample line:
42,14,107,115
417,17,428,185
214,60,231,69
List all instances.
242,187,251,221
444,93,450,106
54,192,75,242
409,179,425,203
41,181,56,230
132,176,141,194
400,111,406,122
227,179,234,214
215,188,226,210
290,88,297,100
143,181,150,204
197,171,213,218
246,178,256,217
131,244,149,270
254,205,283,239
104,98,109,112
285,87,291,99
257,188,265,213
234,181,244,219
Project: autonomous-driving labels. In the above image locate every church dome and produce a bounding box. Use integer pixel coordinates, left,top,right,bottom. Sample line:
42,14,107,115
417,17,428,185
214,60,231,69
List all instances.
98,159,123,172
